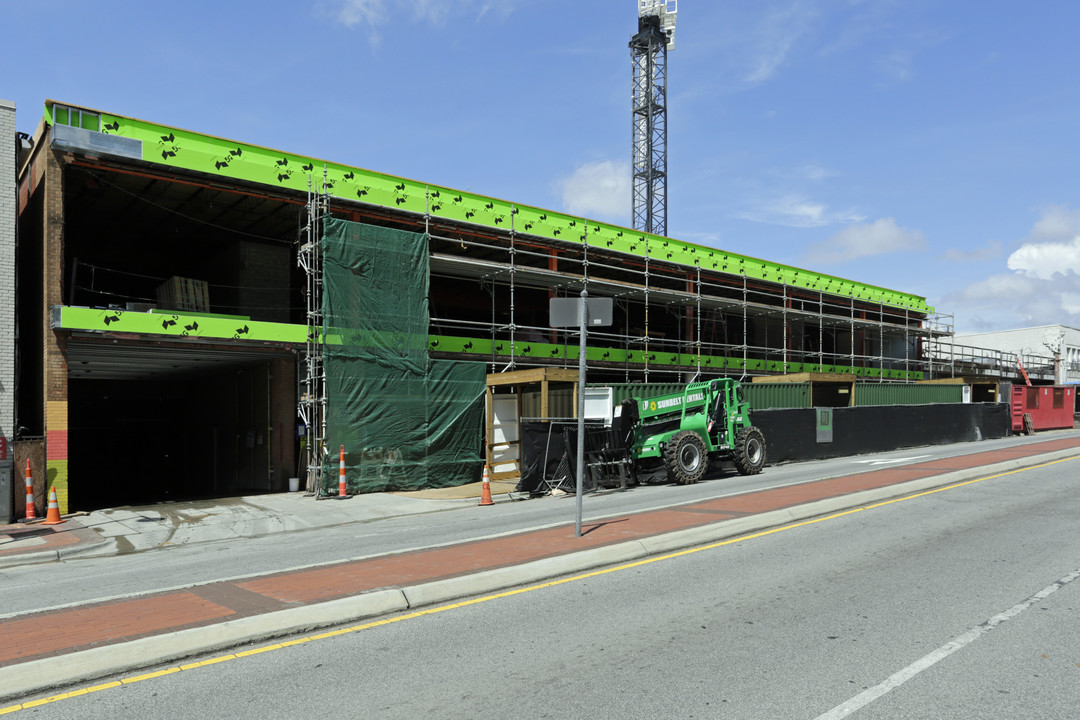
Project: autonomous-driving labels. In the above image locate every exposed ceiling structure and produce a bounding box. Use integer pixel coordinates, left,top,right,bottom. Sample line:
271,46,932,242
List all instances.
66,335,293,380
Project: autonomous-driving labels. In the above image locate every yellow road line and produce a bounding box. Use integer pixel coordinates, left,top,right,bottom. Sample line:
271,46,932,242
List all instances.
1,454,1073,715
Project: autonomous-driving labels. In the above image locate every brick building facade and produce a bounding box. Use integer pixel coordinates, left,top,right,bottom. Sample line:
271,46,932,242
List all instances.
1,100,14,518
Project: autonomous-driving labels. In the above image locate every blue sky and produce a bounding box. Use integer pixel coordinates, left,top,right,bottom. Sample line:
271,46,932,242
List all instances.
4,0,1080,334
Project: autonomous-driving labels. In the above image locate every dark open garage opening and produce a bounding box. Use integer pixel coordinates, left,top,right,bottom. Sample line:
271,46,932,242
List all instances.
65,339,295,511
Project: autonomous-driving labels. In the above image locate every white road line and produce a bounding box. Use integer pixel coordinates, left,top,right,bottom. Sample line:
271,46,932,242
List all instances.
850,455,932,466
815,566,1080,720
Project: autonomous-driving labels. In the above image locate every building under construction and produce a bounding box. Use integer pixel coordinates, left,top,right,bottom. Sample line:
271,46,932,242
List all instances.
12,100,965,512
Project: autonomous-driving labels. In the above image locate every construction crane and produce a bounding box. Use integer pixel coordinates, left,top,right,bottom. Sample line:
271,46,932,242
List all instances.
630,0,677,236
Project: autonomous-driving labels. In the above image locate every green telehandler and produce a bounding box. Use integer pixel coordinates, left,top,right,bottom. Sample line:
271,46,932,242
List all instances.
619,378,766,484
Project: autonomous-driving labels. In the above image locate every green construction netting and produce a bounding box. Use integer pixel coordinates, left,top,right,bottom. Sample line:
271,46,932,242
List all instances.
321,218,486,493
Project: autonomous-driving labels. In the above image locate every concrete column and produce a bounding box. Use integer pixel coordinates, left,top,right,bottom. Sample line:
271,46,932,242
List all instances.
270,355,296,491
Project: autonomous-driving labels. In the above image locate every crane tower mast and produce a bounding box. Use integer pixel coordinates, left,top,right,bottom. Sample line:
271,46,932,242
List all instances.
630,0,677,236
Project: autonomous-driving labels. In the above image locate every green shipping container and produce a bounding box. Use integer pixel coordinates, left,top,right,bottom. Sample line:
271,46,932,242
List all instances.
853,383,964,406
595,382,813,411
743,383,812,410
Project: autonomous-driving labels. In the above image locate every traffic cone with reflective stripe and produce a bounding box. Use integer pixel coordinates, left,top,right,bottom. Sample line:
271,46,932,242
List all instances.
337,445,348,497
21,459,37,522
42,486,66,526
478,464,494,506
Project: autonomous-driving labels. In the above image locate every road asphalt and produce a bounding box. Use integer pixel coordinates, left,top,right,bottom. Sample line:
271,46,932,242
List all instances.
1,433,1079,706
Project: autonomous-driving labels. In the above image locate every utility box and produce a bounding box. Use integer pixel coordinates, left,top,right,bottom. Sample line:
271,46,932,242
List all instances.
816,408,834,443
0,461,12,524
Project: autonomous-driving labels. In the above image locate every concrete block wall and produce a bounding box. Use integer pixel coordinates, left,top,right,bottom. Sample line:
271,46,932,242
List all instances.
1,99,15,455
208,240,290,323
238,241,289,323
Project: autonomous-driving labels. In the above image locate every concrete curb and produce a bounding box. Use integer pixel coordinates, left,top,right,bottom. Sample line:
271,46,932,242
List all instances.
0,521,112,569
0,548,64,569
2,446,1076,704
0,536,112,570
0,589,409,703
401,541,651,609
54,537,114,562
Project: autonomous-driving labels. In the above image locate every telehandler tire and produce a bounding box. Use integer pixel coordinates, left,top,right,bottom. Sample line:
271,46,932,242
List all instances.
733,426,766,475
663,430,708,485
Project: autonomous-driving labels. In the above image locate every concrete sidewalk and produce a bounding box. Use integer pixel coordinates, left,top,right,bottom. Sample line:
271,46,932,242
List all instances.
2,436,1079,704
0,479,521,569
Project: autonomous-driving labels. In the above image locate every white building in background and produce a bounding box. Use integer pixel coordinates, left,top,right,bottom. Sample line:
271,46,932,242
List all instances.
950,325,1080,385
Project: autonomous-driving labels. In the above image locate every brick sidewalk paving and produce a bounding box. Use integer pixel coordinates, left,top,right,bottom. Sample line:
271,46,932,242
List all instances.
2,436,1078,668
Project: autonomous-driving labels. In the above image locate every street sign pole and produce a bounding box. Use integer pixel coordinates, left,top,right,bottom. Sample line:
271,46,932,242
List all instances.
575,289,587,537
548,293,611,538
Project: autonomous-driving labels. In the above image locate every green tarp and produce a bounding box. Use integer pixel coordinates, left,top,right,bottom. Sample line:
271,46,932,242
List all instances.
321,218,485,493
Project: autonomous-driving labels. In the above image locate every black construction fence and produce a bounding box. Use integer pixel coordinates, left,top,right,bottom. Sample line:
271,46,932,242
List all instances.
517,402,1012,492
753,402,1011,464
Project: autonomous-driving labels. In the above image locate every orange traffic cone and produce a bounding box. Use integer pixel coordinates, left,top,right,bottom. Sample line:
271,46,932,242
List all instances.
478,464,494,506
337,445,348,498
42,486,66,526
22,459,37,522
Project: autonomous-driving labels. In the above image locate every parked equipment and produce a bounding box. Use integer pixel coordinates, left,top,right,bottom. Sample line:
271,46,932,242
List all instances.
623,379,766,484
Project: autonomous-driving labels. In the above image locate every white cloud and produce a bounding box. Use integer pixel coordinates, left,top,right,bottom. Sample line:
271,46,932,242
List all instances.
879,48,914,82
804,217,925,263
331,0,521,37
945,206,1080,332
945,270,1080,332
555,160,630,223
335,0,387,28
737,194,863,228
797,164,832,182
1004,205,1080,280
1061,292,1080,315
1008,235,1080,279
1027,205,1080,242
744,2,818,84
476,0,522,21
334,0,453,26
411,0,453,24
769,164,834,182
938,240,1002,263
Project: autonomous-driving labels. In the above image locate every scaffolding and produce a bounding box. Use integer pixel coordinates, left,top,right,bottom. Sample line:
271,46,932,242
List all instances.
296,173,329,494
925,337,1058,383
287,165,1065,477
302,178,1045,397
421,218,943,384
292,160,989,396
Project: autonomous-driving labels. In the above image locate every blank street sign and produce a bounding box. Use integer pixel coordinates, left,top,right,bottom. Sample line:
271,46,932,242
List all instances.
549,297,613,328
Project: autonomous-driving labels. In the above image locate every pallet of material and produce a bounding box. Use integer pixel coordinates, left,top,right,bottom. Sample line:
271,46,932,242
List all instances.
156,276,209,313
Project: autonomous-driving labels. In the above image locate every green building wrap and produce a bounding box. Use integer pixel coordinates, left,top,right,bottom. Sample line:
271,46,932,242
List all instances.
320,219,486,493
47,102,932,315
